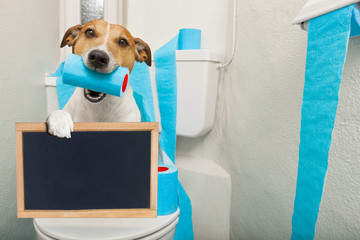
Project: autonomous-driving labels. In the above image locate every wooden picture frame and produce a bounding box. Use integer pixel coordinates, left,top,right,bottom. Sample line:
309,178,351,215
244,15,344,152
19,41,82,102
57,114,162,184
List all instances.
16,122,158,218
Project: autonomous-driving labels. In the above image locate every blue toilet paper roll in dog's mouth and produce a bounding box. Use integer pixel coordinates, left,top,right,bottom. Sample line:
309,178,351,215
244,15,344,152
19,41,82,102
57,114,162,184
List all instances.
62,54,130,102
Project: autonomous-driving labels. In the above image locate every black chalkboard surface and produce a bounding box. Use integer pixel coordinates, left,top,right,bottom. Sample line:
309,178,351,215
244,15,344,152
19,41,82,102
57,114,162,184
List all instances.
16,122,158,218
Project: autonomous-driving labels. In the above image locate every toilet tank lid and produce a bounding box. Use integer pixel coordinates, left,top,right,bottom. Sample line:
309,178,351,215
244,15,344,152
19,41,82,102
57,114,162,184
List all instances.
152,49,222,63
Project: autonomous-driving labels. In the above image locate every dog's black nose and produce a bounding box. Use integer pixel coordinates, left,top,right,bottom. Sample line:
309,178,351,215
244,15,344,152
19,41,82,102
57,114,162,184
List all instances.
88,50,109,68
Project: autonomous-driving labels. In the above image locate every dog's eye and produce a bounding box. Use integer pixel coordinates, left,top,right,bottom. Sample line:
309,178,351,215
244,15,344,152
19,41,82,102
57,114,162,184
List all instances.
118,39,128,47
85,29,95,38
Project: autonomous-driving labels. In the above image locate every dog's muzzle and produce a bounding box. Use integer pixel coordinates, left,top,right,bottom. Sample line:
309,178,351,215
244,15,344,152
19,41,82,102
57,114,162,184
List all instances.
84,50,110,103
84,89,107,103
88,49,110,70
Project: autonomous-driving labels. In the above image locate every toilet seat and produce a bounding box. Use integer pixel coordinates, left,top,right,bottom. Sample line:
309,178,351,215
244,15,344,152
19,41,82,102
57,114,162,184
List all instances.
34,209,179,240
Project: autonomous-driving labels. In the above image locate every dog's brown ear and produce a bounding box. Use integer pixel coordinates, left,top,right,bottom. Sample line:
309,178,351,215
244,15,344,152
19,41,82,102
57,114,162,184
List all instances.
60,25,83,48
134,38,152,66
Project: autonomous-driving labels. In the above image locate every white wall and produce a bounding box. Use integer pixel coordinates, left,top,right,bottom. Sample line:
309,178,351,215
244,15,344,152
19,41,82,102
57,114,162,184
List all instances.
126,0,230,59
177,0,360,239
0,1,59,239
1,0,359,239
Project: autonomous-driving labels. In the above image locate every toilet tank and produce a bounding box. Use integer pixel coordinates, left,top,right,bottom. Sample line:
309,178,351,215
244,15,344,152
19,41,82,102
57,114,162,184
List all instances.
126,0,229,137
150,50,221,137
45,49,221,138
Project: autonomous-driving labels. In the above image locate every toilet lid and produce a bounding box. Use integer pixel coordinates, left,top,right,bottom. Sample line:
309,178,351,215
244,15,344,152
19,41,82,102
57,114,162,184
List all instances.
34,209,179,240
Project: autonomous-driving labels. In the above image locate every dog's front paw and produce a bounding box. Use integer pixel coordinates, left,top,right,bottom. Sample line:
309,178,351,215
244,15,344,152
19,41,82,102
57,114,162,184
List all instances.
46,110,74,138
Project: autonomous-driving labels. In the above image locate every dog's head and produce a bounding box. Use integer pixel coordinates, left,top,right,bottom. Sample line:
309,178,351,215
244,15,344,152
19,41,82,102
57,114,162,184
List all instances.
61,19,151,72
60,20,151,102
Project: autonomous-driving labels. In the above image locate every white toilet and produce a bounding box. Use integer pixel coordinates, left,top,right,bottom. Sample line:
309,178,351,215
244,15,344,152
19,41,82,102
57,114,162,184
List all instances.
39,49,221,240
34,209,179,240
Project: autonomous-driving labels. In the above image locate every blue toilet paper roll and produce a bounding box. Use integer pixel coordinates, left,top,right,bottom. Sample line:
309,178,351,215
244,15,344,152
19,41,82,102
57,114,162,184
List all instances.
178,28,201,50
62,54,129,97
157,164,178,216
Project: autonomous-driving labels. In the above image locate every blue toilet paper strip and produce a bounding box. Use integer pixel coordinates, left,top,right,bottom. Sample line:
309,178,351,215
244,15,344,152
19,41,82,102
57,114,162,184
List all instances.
154,34,194,240
155,35,179,162
350,4,360,38
51,62,76,110
176,183,194,240
130,62,180,217
291,5,355,240
130,62,156,122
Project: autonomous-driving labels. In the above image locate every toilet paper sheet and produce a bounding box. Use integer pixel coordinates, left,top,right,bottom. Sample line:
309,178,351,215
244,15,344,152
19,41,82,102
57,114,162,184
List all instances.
129,62,181,217
52,62,76,110
155,35,179,163
128,61,181,217
154,32,194,240
130,62,156,122
292,4,360,239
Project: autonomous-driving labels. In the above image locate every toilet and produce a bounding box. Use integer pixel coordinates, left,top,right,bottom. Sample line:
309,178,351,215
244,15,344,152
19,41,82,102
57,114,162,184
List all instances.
34,209,179,240
39,49,220,239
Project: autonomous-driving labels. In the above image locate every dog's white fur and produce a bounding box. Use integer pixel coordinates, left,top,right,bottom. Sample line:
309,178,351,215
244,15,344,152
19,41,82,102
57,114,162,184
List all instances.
47,22,141,138
46,87,140,138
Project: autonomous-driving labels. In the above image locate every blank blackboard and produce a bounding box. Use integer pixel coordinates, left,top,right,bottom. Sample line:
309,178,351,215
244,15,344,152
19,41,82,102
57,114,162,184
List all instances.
16,122,158,218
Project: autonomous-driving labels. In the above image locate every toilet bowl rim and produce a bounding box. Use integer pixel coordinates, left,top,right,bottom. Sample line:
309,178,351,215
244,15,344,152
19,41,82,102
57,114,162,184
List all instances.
33,209,180,240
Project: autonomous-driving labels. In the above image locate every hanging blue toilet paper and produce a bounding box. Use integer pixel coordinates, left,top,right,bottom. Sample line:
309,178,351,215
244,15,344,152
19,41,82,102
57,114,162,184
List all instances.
130,62,180,217
154,32,194,240
155,35,179,162
52,62,76,110
292,4,360,240
130,61,156,123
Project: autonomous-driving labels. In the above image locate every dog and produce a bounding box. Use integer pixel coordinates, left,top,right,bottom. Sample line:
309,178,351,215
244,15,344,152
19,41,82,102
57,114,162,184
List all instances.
46,20,151,138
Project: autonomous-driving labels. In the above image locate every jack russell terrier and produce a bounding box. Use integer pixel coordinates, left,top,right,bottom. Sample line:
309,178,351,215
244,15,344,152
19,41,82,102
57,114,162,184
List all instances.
46,20,151,138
